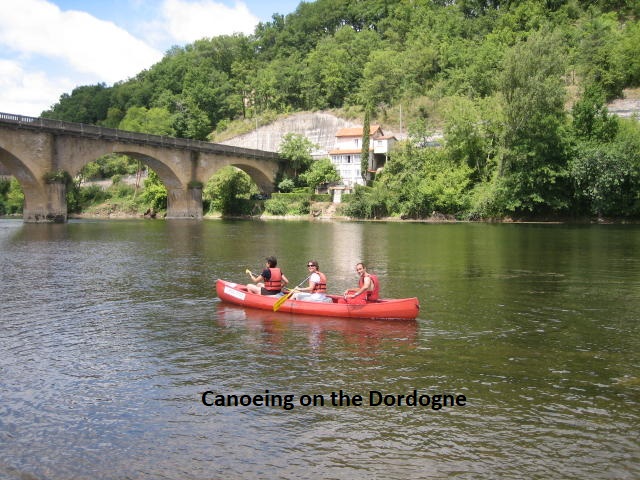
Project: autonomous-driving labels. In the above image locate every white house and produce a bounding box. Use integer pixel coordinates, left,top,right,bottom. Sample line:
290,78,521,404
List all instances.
328,125,396,194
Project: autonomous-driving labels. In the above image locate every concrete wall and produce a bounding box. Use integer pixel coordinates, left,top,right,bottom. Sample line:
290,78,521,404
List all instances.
219,112,359,157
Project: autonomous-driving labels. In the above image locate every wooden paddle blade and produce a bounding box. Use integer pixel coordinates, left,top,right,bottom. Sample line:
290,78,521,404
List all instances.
272,291,293,311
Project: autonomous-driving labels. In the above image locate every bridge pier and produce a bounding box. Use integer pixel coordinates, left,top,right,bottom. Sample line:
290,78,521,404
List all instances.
23,182,67,223
166,186,203,219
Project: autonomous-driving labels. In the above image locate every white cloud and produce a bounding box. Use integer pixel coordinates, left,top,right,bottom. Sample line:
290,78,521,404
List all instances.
0,60,75,116
0,0,163,83
160,0,259,43
0,0,260,116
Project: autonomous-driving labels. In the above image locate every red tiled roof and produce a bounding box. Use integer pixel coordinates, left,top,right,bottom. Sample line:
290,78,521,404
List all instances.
335,125,381,137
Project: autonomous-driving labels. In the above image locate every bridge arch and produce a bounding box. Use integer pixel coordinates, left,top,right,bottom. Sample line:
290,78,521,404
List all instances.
61,146,185,191
198,159,276,194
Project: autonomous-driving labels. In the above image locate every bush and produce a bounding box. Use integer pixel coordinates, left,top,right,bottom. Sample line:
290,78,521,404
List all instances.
467,179,508,220
278,177,295,192
141,182,168,211
78,185,110,206
0,178,24,214
110,183,135,199
264,197,289,215
341,185,389,219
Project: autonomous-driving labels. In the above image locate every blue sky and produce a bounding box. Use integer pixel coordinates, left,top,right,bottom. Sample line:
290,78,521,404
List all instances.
0,0,302,117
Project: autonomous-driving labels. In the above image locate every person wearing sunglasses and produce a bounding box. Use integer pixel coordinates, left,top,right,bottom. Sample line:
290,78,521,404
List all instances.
292,260,331,303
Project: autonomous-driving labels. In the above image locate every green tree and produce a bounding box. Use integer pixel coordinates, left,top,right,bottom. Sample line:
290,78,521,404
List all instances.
442,95,501,182
299,158,341,190
141,170,168,211
569,117,640,216
42,83,111,122
203,166,254,215
571,83,619,141
278,133,315,181
172,97,211,140
361,106,372,182
0,178,24,214
575,10,626,100
119,106,176,136
497,30,571,215
303,27,380,109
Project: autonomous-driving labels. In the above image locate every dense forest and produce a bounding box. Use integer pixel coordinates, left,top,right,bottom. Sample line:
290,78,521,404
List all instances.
33,0,640,219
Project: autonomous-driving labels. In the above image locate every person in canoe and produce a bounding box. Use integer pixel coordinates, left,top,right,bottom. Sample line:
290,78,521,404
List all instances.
246,256,289,295
338,262,379,304
292,260,332,303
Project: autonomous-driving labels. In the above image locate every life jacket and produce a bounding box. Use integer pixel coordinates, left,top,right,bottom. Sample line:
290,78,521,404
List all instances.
263,268,283,291
311,271,327,293
358,273,380,301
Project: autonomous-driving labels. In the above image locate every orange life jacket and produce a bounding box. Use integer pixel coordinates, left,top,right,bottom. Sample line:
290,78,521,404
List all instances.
263,268,283,291
358,273,379,301
311,271,327,293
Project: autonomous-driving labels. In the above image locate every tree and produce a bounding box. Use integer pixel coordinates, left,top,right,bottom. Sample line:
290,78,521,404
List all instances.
119,106,175,136
299,158,341,190
571,83,619,142
497,30,571,215
0,178,24,215
303,27,380,109
278,133,315,181
172,97,211,140
442,95,501,182
141,170,168,211
575,11,626,100
361,106,371,182
203,166,255,215
570,142,638,216
41,83,111,122
569,117,640,217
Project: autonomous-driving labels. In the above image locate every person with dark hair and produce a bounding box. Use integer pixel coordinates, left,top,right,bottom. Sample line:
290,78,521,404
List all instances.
338,262,379,304
292,260,331,303
247,256,289,295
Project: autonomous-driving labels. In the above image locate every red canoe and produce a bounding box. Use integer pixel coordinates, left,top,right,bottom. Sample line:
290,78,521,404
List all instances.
216,279,420,320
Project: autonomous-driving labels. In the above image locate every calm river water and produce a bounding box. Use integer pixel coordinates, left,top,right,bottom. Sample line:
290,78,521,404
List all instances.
1,218,638,479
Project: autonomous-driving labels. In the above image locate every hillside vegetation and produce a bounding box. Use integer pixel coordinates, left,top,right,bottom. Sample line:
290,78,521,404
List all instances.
39,0,640,220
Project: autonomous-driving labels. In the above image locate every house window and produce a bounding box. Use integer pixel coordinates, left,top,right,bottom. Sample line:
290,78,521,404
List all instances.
346,155,351,164
354,139,359,148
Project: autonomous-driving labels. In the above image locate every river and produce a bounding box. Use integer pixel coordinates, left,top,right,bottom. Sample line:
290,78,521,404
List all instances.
1,218,638,479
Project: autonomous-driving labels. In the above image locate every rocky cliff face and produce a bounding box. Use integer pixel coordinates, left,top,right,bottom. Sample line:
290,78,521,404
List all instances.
607,98,640,118
218,112,360,155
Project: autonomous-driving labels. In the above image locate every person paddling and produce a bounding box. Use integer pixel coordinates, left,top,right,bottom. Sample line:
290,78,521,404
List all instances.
247,256,289,295
292,260,330,303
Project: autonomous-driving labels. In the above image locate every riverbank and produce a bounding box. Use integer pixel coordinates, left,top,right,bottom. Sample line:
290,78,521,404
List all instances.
4,201,637,224
61,210,638,224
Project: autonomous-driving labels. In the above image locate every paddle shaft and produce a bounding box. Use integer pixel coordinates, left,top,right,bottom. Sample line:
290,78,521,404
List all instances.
273,273,313,311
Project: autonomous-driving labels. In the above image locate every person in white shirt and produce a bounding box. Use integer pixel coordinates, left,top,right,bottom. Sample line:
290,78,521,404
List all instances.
292,260,331,303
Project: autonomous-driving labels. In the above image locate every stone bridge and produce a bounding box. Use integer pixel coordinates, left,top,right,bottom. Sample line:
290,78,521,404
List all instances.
0,112,283,222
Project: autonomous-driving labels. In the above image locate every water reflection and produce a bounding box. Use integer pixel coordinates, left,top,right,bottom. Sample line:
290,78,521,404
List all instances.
215,303,418,355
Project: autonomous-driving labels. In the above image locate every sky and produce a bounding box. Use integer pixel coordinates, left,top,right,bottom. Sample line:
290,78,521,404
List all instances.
0,0,302,117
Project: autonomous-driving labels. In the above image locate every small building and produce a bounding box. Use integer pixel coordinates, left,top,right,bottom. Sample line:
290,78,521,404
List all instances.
328,125,396,194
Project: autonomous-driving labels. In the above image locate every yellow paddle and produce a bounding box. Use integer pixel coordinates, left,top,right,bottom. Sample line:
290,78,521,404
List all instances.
272,274,312,312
